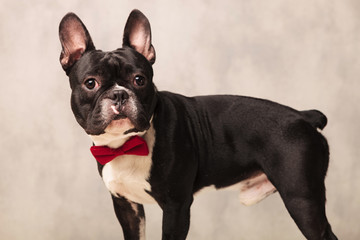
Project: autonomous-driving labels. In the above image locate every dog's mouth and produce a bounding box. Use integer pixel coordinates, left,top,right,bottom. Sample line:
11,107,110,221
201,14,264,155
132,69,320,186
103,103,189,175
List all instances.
110,104,131,121
106,104,149,135
105,117,149,135
110,114,140,134
111,105,126,119
84,99,150,136
113,114,127,120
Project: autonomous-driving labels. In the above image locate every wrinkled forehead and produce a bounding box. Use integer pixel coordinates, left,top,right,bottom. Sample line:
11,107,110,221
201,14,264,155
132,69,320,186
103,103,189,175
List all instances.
70,48,153,83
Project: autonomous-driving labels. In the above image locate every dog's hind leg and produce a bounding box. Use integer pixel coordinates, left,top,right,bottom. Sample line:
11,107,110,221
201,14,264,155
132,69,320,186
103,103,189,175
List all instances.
262,125,337,239
275,184,337,240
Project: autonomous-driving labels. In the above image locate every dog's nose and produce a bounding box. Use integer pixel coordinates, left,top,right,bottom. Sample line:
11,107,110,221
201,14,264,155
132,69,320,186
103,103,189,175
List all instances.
110,90,129,105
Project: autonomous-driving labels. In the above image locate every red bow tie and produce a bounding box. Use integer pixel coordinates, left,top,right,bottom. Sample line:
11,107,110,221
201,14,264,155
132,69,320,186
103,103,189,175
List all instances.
90,136,149,165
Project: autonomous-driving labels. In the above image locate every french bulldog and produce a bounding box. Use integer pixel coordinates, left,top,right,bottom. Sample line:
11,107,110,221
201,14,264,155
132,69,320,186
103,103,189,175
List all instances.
59,9,337,240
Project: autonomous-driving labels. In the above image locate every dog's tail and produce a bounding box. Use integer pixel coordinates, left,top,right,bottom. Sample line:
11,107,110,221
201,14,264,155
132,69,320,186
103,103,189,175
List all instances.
301,110,328,130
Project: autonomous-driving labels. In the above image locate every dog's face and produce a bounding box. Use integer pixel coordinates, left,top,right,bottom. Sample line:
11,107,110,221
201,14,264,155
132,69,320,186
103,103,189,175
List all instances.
59,10,157,137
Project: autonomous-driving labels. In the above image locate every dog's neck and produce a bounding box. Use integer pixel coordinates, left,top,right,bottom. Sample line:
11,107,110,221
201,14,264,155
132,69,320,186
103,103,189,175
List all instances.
89,117,153,148
89,131,143,149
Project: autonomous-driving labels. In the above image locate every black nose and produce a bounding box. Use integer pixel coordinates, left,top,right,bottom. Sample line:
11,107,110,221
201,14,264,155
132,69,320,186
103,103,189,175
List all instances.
110,90,129,104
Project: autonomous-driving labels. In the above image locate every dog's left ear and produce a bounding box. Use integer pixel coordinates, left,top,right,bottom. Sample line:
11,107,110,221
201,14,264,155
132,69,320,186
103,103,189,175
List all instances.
59,13,95,75
123,10,156,64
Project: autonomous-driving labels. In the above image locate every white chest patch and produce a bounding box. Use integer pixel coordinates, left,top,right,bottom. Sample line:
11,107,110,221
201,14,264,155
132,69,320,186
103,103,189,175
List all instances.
101,125,156,204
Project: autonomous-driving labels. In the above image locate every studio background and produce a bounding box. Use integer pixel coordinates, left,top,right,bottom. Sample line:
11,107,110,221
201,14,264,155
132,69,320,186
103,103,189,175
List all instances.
1,0,359,239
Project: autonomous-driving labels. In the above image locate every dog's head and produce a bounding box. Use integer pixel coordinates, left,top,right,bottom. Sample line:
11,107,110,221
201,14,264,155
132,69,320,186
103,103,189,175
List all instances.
59,10,157,141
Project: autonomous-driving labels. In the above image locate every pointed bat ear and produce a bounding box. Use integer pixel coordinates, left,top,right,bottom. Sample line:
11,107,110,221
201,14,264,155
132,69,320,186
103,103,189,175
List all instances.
59,13,95,75
123,10,156,65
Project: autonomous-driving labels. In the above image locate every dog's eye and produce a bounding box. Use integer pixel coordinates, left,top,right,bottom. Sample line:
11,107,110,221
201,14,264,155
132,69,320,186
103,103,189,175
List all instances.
84,78,98,90
134,75,146,87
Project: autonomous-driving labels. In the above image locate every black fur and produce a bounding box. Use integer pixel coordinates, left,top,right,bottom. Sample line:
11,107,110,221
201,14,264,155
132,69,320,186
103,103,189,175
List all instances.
59,9,337,240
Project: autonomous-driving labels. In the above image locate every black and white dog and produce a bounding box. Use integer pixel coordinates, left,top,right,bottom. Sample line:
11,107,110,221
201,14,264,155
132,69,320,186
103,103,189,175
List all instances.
59,9,337,240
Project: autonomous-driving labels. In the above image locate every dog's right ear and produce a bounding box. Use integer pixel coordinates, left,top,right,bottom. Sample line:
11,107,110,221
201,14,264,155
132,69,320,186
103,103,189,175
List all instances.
123,10,156,64
59,13,95,75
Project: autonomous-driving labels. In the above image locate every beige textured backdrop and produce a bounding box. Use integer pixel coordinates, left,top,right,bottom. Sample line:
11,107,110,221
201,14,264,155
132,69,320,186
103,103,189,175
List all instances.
1,0,359,239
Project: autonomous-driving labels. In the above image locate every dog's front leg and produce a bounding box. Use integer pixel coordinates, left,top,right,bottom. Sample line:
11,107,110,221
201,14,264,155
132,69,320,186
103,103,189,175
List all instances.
161,197,193,240
111,195,145,240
